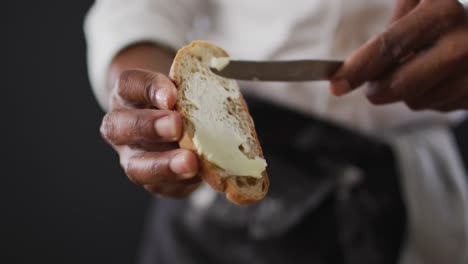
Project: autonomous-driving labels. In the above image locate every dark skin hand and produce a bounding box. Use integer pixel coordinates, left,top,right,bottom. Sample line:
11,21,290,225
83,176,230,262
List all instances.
330,0,468,112
100,44,201,198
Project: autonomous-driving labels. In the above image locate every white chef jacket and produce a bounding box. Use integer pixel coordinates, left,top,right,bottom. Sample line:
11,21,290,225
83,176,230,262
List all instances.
84,0,467,132
84,1,468,263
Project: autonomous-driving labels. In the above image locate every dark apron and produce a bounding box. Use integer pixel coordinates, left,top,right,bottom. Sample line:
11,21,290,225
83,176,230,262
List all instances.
137,96,411,264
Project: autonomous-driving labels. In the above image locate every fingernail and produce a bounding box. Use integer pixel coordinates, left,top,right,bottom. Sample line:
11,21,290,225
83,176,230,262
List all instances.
154,115,179,139
155,88,170,109
170,151,196,179
331,79,352,96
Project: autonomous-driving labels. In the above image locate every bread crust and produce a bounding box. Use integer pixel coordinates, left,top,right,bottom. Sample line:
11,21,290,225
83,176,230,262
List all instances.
170,41,269,205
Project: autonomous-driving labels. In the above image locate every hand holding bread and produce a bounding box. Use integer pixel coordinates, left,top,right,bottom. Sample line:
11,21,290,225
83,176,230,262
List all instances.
100,42,268,204
100,43,202,198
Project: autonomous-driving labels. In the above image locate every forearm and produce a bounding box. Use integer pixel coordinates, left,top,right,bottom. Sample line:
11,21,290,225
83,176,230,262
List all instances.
108,43,175,92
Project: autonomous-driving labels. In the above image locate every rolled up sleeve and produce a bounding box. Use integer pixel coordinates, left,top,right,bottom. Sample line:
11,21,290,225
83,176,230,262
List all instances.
84,0,201,110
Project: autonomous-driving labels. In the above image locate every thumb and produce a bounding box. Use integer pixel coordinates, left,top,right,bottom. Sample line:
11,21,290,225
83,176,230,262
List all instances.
329,0,421,96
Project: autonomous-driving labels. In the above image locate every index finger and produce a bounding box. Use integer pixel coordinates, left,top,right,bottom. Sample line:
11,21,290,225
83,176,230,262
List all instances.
330,0,464,95
116,69,178,109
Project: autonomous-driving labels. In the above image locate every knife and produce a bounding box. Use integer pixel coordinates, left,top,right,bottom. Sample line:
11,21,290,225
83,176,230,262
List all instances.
209,59,343,82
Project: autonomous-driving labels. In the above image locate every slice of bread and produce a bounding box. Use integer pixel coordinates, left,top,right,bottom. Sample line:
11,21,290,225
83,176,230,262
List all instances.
169,41,269,205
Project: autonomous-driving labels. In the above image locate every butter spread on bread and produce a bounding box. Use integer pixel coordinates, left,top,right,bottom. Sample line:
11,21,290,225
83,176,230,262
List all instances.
185,72,267,178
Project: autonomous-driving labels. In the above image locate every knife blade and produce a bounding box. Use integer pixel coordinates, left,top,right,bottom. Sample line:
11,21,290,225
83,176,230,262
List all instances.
210,59,343,82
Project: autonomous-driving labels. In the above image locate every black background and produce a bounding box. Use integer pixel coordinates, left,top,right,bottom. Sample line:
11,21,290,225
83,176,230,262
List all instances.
4,1,150,263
